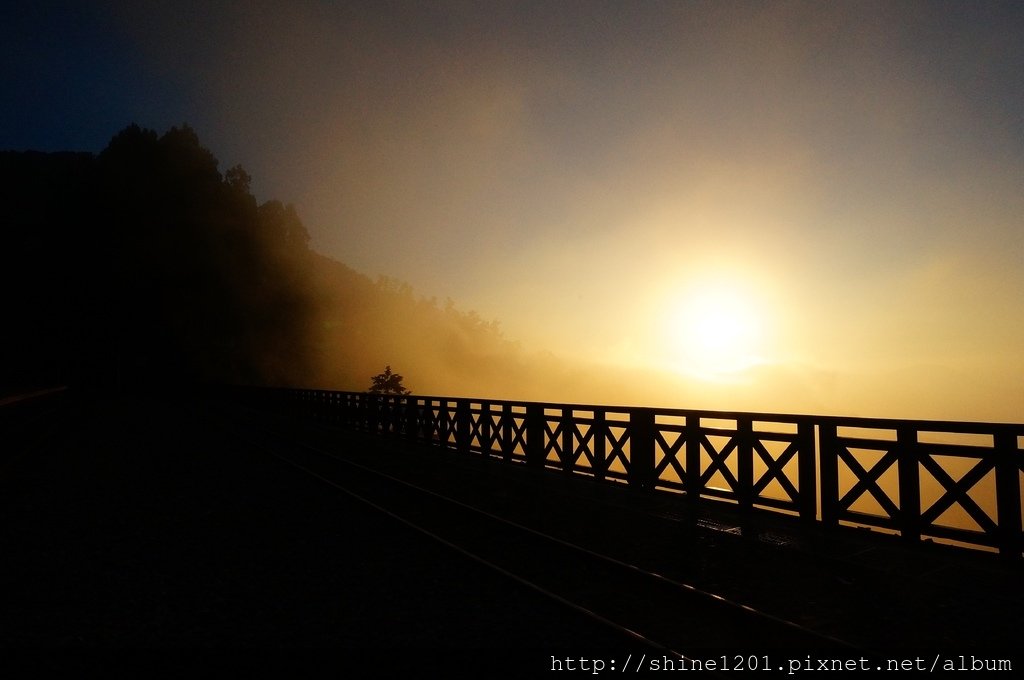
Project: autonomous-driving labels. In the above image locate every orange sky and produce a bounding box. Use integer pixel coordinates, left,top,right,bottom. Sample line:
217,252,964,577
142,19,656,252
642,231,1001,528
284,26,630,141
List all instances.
5,1,1022,421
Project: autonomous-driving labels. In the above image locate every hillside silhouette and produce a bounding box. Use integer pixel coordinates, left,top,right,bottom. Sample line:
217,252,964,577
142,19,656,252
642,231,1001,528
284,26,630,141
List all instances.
1,124,523,397
0,124,844,413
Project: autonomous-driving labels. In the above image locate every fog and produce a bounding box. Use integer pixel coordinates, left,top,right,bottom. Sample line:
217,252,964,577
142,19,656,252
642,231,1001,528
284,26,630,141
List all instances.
3,2,1022,422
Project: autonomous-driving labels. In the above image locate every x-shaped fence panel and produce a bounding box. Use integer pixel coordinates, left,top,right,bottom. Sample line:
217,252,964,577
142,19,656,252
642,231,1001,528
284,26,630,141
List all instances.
252,387,1022,558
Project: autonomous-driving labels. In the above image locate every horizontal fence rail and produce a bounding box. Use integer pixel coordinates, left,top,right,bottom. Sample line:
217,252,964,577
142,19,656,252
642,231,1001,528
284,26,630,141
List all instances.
225,386,1024,559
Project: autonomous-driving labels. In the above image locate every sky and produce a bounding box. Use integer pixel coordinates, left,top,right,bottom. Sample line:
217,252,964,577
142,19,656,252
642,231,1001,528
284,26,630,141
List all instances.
3,0,1023,422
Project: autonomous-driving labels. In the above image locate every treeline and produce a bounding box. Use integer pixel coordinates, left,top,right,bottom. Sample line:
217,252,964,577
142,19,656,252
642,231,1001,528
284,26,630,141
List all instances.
0,124,520,396
307,263,525,396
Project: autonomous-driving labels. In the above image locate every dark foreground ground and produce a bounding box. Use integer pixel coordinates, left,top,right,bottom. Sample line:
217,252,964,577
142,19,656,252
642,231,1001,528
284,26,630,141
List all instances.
2,390,1021,674
3,393,662,673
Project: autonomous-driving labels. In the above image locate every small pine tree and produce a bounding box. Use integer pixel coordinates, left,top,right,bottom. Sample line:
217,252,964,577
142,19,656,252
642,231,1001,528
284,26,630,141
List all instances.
368,365,411,395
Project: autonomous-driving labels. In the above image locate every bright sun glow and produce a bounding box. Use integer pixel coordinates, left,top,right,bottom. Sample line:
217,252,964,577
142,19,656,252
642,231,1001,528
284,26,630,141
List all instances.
664,284,765,380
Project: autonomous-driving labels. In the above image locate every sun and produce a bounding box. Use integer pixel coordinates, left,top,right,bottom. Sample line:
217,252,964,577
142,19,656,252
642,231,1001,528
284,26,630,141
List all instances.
664,284,764,380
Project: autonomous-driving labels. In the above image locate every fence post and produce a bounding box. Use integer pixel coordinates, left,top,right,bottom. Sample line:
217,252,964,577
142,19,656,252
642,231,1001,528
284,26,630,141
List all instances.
630,408,655,491
819,421,839,528
382,396,393,435
593,409,607,481
685,414,702,505
348,393,358,429
798,419,817,522
897,426,921,544
399,396,412,439
364,394,376,434
418,398,431,443
456,399,471,454
561,407,574,473
324,391,334,424
526,403,544,469
737,417,754,512
437,400,450,446
994,427,1022,561
502,403,514,462
391,396,402,435
422,398,437,445
479,401,491,454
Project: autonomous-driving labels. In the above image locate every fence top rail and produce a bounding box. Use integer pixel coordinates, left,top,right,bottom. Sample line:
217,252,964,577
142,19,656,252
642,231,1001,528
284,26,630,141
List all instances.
277,387,1024,435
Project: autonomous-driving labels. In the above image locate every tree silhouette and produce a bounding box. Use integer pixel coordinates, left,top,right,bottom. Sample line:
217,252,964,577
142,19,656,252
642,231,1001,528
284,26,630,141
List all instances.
368,365,411,395
2,123,523,397
0,123,325,392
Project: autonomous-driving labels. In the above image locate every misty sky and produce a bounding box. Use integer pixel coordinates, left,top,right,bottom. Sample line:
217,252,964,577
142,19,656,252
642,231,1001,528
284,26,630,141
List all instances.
4,1,1023,421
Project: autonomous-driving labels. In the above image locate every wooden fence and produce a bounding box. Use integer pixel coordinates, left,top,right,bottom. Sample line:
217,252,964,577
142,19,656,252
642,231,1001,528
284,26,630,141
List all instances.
228,386,1023,559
